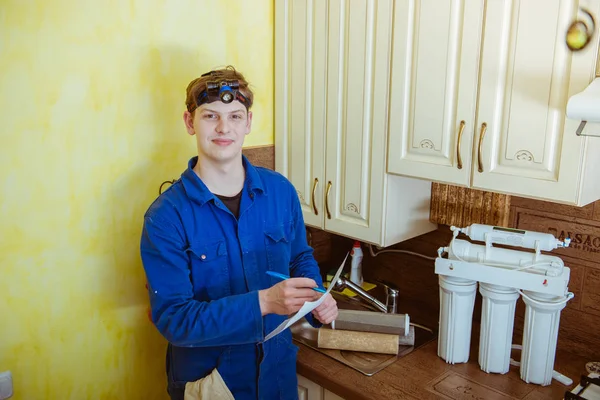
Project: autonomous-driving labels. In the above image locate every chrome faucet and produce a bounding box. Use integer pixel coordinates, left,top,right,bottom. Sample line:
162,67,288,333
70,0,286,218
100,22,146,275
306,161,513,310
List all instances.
332,276,399,314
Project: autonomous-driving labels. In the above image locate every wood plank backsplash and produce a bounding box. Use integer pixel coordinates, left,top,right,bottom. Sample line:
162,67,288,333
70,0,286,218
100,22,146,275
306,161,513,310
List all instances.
246,146,599,360
429,182,512,227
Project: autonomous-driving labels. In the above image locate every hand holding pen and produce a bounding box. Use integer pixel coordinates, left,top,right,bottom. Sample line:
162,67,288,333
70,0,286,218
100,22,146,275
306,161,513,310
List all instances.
258,271,325,316
265,271,326,293
260,271,338,324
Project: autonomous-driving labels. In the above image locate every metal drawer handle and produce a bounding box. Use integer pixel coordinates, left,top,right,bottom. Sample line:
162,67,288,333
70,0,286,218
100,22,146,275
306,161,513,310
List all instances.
456,120,466,170
477,122,487,173
325,181,332,220
311,178,319,215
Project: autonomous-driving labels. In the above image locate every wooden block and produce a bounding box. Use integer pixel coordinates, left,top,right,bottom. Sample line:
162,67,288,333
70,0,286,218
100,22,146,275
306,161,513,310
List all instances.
317,328,401,355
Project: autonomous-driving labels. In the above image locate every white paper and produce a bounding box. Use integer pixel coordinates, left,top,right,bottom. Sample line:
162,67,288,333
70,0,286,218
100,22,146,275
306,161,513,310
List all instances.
263,253,348,342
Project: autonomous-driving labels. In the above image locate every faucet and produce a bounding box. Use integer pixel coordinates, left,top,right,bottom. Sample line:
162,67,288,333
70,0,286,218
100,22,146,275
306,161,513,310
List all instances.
332,276,399,314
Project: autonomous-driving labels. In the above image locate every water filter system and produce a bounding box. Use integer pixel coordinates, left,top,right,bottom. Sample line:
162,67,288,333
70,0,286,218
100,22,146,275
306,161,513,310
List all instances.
435,224,574,386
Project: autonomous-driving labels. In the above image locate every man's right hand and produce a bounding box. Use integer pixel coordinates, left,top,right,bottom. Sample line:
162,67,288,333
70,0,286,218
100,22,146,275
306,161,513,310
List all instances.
258,278,320,316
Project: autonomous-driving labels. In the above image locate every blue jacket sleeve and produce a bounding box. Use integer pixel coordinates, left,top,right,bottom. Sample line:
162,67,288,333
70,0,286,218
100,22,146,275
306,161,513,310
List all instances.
140,213,264,347
286,186,326,328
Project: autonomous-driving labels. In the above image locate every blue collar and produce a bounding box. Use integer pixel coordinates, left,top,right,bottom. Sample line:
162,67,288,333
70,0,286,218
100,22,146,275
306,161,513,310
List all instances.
181,155,265,206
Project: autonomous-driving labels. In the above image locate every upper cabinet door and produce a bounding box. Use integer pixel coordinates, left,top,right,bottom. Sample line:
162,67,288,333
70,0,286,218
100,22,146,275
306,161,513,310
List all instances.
387,0,484,186
275,0,328,228
472,0,600,201
324,0,393,244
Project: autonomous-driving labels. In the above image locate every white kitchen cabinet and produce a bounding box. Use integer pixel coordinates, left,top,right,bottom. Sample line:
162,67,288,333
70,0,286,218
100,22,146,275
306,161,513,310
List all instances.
297,375,345,400
387,0,484,186
324,389,345,400
473,0,600,205
275,0,436,247
297,374,323,400
387,0,600,206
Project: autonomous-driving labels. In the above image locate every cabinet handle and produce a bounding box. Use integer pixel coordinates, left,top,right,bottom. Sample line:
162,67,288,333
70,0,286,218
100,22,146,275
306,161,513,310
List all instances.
477,122,487,173
456,120,466,170
311,178,319,215
325,181,332,220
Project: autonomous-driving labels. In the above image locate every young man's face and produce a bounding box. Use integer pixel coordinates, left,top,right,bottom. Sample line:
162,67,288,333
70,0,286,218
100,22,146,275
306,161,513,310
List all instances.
184,100,252,165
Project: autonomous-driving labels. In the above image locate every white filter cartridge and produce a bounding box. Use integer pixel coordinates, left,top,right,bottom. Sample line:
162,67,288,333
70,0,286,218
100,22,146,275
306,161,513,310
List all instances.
478,283,520,374
520,291,572,386
447,238,565,277
456,224,568,251
437,275,477,364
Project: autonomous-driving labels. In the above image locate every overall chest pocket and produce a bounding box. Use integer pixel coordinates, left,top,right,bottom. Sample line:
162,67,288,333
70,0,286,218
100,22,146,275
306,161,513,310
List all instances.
264,222,296,275
186,240,231,300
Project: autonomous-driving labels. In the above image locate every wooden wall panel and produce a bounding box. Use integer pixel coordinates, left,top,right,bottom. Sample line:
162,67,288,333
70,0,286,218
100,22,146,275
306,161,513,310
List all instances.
429,183,511,227
583,268,600,317
511,196,596,220
593,204,600,222
512,300,600,362
565,263,585,311
484,194,600,359
510,209,600,264
243,145,275,170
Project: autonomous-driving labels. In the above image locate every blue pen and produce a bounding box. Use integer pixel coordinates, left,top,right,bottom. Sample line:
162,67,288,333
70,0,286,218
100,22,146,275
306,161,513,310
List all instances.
266,271,326,293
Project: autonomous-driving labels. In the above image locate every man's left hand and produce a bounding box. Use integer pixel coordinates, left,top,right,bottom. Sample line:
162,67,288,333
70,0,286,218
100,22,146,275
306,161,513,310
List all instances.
311,294,338,324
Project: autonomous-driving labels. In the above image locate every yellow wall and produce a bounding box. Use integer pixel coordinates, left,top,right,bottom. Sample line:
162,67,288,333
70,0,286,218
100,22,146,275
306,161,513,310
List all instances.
0,1,273,399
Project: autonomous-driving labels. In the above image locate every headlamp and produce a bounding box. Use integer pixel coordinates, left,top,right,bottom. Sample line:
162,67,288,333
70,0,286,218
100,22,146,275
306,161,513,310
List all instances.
194,72,251,110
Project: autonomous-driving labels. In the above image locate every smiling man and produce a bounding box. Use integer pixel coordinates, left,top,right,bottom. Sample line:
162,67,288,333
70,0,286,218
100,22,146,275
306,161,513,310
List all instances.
140,66,338,400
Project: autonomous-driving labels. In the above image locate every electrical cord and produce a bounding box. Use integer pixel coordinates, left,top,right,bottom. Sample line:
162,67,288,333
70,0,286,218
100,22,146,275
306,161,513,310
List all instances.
159,179,176,195
367,243,437,261
519,290,574,306
410,322,434,334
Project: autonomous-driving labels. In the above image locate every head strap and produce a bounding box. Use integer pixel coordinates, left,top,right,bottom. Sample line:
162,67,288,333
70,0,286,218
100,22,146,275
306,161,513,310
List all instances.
193,71,251,111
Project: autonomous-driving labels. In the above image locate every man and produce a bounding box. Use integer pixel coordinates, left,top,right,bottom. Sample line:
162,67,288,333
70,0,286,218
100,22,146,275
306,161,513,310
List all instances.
140,66,338,400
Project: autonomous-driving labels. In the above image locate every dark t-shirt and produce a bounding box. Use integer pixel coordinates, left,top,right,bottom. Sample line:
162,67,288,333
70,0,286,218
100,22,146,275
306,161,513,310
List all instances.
216,190,242,219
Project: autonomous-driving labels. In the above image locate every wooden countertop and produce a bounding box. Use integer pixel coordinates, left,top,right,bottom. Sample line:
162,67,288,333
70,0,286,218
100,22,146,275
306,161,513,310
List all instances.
296,325,592,400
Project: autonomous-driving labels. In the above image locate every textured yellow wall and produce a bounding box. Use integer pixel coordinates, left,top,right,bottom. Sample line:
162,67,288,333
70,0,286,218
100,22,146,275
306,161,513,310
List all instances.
0,1,273,399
